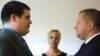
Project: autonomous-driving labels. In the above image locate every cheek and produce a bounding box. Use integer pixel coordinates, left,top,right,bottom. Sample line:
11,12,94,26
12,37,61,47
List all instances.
78,23,85,29
54,39,59,44
76,24,83,34
79,25,87,34
56,40,60,44
48,39,52,44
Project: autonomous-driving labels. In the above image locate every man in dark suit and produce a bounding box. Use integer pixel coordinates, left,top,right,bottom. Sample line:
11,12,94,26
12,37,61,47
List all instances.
0,1,33,56
74,8,100,56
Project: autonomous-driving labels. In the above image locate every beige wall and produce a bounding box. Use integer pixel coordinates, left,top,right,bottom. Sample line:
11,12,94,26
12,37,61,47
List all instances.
1,0,100,55
17,0,100,40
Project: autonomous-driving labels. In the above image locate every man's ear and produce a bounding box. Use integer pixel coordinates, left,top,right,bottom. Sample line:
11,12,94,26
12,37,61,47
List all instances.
10,14,17,22
88,21,94,31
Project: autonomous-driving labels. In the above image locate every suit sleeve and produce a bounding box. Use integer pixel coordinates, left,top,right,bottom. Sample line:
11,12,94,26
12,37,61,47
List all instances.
0,39,14,56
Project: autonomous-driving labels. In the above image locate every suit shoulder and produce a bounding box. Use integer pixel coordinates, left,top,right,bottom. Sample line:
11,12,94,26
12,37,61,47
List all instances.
0,29,13,43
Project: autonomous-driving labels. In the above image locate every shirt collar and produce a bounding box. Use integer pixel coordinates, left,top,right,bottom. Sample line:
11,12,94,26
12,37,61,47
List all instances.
85,33,100,44
3,27,25,43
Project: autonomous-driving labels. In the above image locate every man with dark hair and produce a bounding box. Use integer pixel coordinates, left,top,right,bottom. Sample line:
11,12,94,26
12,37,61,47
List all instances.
0,1,33,56
74,8,100,56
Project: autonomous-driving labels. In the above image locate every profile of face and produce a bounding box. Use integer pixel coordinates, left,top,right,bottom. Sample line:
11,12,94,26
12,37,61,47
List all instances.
48,30,61,48
74,13,89,40
16,9,32,36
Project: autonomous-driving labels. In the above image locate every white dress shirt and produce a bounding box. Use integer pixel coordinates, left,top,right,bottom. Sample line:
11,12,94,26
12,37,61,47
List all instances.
85,33,100,44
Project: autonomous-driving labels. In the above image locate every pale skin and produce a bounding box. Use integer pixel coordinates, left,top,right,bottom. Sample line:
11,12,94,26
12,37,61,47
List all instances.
46,31,63,56
74,12,100,41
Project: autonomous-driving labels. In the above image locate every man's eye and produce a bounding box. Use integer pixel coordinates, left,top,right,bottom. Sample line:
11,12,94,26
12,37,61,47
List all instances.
26,16,30,19
26,17,29,19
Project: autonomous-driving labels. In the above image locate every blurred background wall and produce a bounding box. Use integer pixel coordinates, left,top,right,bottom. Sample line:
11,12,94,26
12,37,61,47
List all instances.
0,0,100,55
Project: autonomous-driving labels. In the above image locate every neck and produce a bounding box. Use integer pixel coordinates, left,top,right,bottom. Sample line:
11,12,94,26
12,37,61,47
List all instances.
3,23,19,33
46,47,62,56
85,29,100,41
48,47,60,53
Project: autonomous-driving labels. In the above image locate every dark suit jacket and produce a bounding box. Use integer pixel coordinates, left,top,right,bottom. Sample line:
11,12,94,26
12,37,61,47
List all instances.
75,34,100,56
0,28,33,56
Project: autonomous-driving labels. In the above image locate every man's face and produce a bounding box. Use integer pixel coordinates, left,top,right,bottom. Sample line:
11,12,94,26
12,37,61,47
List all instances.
17,9,32,36
74,13,88,40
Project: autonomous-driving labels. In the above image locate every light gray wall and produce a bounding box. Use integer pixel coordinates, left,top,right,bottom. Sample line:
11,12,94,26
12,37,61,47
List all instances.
1,0,100,55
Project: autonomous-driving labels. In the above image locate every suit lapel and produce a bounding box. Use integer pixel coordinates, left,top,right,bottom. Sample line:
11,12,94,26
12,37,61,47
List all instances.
3,28,33,56
75,34,100,56
75,43,86,56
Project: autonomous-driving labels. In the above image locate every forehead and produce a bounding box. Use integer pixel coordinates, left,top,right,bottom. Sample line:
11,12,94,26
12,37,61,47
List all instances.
48,32,60,37
78,13,84,19
22,9,30,16
49,32,58,35
48,32,61,39
48,32,60,39
77,13,91,23
77,13,85,21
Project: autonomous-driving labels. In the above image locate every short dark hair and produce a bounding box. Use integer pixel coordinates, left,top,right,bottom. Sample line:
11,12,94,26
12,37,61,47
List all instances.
79,8,100,30
1,1,30,24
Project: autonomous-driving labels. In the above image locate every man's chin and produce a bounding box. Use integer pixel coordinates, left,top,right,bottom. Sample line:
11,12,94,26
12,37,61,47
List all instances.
78,36,85,40
26,30,30,34
22,31,29,36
